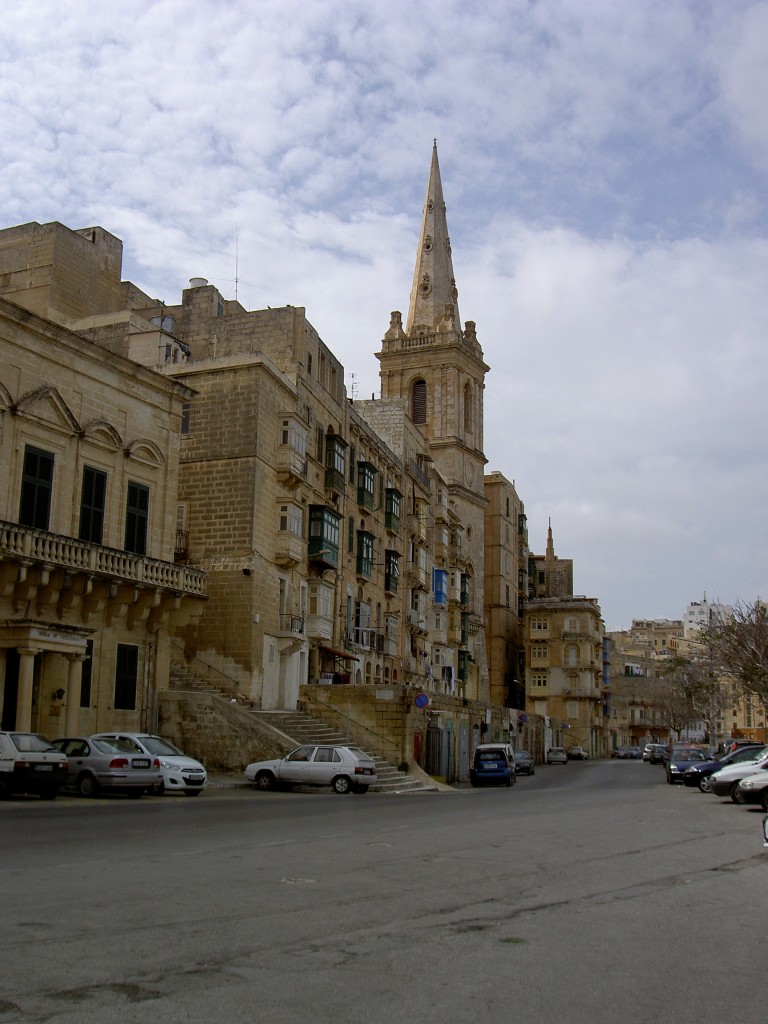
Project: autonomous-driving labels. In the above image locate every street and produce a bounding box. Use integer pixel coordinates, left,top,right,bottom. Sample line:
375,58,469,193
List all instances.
2,759,766,1024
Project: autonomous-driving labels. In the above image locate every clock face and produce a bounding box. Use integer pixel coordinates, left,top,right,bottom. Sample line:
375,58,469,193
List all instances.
465,459,475,485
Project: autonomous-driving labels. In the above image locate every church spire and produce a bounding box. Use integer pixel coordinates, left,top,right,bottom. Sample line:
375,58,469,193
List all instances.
406,140,461,336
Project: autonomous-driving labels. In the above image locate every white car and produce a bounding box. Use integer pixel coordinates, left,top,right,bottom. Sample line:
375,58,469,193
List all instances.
708,750,768,802
0,731,68,799
245,744,377,794
735,767,768,811
546,747,568,765
92,733,207,796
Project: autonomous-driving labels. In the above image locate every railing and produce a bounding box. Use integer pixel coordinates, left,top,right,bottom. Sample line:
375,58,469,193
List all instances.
278,614,305,634
0,521,207,596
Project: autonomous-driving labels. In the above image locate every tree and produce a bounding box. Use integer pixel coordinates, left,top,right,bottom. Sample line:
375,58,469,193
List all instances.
664,649,728,747
698,600,768,706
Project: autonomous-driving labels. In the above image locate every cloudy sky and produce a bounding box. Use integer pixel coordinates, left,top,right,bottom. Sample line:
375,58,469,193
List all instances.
2,0,767,630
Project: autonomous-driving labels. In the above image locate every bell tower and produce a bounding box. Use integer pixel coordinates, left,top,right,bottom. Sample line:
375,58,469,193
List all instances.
376,141,489,506
376,143,490,700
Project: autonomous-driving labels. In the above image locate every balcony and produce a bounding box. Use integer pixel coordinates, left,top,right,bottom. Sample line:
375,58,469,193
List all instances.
276,447,308,489
275,533,305,568
277,614,305,636
0,520,206,629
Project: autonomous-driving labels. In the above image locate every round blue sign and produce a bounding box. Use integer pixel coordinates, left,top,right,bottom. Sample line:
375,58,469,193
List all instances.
414,692,430,709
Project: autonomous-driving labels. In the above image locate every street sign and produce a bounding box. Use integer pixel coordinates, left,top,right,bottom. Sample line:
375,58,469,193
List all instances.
414,692,430,709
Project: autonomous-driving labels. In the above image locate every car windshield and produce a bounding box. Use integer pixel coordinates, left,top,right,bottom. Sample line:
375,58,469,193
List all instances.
515,752,529,760
10,733,57,753
676,750,707,761
139,736,184,756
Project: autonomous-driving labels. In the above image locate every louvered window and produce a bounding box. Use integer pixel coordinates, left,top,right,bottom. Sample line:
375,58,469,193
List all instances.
412,379,427,423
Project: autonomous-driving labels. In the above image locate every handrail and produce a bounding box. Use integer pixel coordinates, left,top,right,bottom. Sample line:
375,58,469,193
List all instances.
299,688,401,760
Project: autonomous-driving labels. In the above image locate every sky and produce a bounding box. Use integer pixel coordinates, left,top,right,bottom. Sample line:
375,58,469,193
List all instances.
2,0,767,630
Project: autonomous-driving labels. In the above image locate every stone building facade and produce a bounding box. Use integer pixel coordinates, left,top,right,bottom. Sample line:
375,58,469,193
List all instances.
0,276,206,736
483,471,528,709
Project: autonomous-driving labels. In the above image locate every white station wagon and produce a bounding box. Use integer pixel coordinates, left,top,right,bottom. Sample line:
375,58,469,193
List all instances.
245,744,377,794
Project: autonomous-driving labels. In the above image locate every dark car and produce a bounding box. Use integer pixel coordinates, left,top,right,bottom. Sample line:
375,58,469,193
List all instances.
470,745,515,788
666,747,710,784
682,744,766,792
513,750,535,776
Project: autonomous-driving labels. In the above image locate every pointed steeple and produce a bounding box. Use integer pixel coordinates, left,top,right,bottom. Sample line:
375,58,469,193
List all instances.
546,518,555,561
406,140,461,336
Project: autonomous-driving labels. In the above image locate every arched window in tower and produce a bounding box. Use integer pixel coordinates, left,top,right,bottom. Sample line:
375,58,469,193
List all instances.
463,382,472,431
411,379,427,424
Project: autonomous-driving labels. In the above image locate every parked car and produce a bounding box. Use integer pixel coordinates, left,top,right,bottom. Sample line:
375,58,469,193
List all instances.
470,744,515,787
643,743,666,763
92,733,207,796
682,744,766,792
709,750,768,802
666,747,710,784
734,767,768,811
513,750,535,776
245,744,377,794
0,731,68,799
612,745,641,759
567,747,589,760
546,747,568,765
52,736,163,797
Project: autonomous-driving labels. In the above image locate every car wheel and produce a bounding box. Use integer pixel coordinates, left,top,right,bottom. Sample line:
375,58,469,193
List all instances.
77,772,99,798
699,776,711,793
350,783,368,794
730,782,742,803
332,775,351,794
255,770,275,791
150,781,165,796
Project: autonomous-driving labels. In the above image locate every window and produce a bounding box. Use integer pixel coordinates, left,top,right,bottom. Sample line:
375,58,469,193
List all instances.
181,402,191,435
357,461,377,511
114,644,139,710
79,466,107,544
124,482,149,555
530,618,549,634
80,640,94,708
531,672,548,688
531,644,548,662
433,568,448,607
19,445,54,530
308,506,341,566
324,433,346,492
463,381,472,430
385,550,400,594
278,503,303,537
411,379,427,424
356,531,374,578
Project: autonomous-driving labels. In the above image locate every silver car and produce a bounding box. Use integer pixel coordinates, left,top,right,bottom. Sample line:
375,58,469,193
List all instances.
91,733,208,796
546,746,568,765
245,744,378,794
53,736,163,797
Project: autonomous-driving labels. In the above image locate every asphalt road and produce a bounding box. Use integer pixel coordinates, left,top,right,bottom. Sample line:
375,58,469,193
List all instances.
2,760,766,1024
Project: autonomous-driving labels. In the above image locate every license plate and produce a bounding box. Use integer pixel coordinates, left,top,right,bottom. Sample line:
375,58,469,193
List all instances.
35,764,53,772
132,759,151,769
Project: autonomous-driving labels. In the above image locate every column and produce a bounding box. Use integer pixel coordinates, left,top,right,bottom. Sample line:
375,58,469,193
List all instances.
64,654,85,736
15,648,39,732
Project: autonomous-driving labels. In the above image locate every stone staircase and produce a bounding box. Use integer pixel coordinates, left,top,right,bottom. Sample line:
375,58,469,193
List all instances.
248,710,436,794
169,665,437,793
